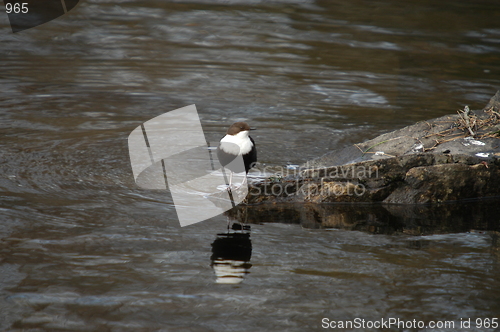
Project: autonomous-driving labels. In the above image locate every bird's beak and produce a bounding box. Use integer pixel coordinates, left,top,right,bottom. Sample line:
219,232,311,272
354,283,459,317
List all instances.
250,127,257,131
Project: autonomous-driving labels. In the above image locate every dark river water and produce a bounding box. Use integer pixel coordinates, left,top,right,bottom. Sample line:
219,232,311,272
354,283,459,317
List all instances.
1,0,500,330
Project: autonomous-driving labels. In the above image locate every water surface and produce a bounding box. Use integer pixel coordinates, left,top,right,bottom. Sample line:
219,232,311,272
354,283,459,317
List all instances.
1,0,500,330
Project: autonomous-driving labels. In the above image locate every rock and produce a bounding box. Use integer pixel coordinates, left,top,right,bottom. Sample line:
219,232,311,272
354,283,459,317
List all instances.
226,198,500,234
246,91,500,204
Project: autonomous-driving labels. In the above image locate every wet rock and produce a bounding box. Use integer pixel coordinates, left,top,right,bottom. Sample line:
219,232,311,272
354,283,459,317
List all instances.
227,199,500,234
246,91,500,204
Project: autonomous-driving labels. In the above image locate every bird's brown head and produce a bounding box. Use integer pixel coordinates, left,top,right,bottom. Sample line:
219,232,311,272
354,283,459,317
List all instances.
226,122,253,135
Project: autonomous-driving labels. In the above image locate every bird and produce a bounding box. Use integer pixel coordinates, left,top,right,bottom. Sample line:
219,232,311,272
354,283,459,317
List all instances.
217,122,257,188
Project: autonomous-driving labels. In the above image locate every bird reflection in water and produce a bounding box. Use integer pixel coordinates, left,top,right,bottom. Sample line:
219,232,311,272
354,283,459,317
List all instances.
211,222,252,284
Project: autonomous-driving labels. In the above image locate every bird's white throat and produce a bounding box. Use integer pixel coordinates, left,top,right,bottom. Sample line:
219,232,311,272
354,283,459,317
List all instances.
220,130,253,155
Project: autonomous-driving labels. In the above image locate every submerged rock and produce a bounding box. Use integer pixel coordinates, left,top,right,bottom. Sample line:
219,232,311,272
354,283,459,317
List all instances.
246,91,500,204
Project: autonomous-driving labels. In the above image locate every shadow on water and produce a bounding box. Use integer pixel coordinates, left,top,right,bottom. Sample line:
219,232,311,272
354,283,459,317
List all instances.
227,198,500,235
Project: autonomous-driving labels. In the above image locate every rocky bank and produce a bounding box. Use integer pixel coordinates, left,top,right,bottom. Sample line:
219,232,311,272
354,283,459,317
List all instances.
246,91,500,205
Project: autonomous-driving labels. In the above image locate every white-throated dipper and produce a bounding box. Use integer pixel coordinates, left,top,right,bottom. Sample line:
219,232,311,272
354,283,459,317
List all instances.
217,122,257,187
